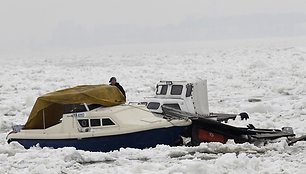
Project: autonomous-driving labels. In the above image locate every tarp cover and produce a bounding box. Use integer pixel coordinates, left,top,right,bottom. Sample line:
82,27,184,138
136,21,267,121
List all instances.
24,85,126,129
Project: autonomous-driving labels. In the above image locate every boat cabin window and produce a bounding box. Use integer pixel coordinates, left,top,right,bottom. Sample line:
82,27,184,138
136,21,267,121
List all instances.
90,119,101,127
147,102,160,110
78,119,89,127
102,118,115,126
170,85,183,95
79,118,115,127
156,85,168,95
186,84,193,97
163,103,181,110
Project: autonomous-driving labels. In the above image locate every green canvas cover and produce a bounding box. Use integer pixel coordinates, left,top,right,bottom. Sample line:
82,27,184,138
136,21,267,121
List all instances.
24,84,126,129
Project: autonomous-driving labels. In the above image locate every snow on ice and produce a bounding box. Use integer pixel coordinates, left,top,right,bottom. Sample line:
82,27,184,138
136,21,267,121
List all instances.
0,40,306,173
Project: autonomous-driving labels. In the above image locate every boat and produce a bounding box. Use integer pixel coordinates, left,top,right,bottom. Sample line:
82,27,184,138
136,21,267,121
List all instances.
6,85,191,152
8,81,305,151
142,80,303,146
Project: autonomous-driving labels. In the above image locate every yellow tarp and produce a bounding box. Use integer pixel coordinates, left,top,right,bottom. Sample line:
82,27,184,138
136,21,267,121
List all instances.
24,84,126,129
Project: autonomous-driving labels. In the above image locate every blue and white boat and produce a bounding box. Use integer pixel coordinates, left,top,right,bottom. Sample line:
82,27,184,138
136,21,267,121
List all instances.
7,85,191,152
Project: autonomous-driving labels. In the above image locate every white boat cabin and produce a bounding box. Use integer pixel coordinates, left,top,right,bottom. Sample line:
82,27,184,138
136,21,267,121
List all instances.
144,80,210,115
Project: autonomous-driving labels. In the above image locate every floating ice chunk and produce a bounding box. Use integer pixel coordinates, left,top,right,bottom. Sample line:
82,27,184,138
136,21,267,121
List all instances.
242,103,281,113
64,151,85,163
248,60,267,69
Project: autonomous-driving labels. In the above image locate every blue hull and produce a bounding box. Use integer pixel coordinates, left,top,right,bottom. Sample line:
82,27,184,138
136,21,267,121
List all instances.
9,126,185,152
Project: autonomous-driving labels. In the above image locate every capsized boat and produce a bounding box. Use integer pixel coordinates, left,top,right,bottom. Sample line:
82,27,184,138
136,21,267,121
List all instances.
141,80,306,146
7,85,191,152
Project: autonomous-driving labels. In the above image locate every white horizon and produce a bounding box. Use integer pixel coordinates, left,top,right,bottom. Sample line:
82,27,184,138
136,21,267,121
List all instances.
1,0,306,52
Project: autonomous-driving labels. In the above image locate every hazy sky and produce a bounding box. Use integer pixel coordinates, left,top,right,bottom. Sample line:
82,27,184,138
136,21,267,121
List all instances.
1,0,306,51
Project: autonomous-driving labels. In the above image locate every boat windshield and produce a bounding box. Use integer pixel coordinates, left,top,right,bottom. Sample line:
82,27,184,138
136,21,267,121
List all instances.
64,104,101,114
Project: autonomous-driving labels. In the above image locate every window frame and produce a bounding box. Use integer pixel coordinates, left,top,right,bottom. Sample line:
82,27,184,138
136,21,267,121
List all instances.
186,84,193,97
78,119,89,127
147,102,160,110
163,103,181,110
90,119,101,127
170,85,183,95
156,85,168,95
102,118,116,126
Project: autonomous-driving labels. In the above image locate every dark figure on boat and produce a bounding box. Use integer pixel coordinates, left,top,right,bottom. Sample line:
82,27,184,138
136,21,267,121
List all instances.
109,77,126,98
